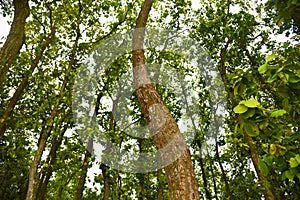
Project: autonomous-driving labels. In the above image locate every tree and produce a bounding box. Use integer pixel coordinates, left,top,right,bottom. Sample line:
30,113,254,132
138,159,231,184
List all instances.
131,0,200,199
0,0,30,86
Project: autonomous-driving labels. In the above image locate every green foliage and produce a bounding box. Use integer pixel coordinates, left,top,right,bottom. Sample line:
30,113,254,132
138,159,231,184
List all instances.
1,0,300,199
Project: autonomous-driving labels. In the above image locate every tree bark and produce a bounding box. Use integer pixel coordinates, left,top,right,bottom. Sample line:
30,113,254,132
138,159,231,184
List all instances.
0,27,55,139
132,0,200,199
0,0,30,86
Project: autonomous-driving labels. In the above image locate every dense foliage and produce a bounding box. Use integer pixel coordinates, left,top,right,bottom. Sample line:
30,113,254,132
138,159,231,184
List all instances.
0,0,299,199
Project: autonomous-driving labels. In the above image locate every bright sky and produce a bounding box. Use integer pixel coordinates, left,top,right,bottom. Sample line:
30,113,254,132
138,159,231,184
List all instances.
0,16,10,43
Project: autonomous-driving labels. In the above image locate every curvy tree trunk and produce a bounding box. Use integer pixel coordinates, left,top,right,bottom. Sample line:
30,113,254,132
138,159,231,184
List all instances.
0,0,30,86
132,0,200,199
0,27,55,139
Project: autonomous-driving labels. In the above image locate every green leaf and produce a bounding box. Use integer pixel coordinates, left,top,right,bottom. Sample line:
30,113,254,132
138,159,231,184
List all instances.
259,120,268,130
289,76,300,83
295,155,300,163
258,159,269,176
270,109,287,117
233,104,248,114
263,154,274,166
266,53,277,62
283,169,296,180
289,157,299,168
242,108,256,118
244,99,260,108
244,121,259,137
258,64,268,74
267,74,278,83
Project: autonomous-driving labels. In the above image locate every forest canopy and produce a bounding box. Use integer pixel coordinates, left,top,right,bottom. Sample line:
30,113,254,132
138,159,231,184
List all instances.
0,0,299,199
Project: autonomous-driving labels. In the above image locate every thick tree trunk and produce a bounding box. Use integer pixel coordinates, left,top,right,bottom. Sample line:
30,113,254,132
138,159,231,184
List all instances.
132,0,200,199
0,27,55,139
0,0,30,86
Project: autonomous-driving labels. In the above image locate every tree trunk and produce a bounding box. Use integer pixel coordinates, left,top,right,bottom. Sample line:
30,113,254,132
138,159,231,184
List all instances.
0,0,30,86
198,146,212,200
75,138,93,200
205,147,219,200
36,123,68,200
157,169,164,200
26,15,79,197
0,27,55,139
215,135,232,199
219,40,275,200
132,0,200,199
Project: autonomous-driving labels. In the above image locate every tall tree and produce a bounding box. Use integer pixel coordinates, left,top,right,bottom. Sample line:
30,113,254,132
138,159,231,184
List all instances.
132,0,200,199
0,0,30,86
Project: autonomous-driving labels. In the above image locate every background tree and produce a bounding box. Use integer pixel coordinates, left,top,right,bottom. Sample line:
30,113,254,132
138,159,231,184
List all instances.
0,0,299,199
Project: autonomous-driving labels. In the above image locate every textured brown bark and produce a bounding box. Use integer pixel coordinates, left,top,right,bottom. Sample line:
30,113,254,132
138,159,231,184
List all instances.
0,27,55,139
0,0,30,86
219,40,275,200
132,0,200,199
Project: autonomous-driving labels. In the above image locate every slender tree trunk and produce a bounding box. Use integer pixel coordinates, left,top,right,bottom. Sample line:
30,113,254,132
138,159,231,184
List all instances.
197,141,212,200
178,71,211,199
157,169,164,200
75,138,93,200
132,0,200,199
219,40,275,200
0,0,30,86
36,123,68,200
26,12,80,196
100,163,110,200
214,135,232,199
0,27,55,138
205,147,219,200
26,2,82,197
